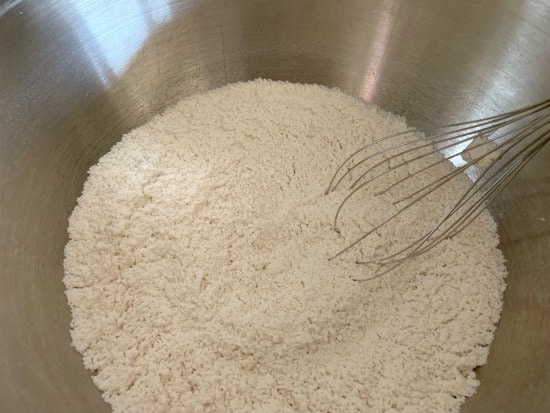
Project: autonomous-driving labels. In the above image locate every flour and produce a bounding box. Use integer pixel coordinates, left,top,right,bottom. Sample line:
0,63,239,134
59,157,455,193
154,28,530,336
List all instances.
64,80,507,413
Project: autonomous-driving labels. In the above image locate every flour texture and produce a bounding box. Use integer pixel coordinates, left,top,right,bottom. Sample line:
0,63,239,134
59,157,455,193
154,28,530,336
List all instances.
64,80,506,413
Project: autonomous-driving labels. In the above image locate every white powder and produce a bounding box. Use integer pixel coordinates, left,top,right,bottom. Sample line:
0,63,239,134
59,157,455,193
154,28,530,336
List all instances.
64,80,507,413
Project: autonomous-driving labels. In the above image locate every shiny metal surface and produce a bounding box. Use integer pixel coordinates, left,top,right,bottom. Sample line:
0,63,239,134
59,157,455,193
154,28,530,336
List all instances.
0,0,548,411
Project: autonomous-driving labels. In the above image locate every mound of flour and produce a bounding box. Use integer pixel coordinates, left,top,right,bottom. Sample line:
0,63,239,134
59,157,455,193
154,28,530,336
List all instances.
64,80,506,413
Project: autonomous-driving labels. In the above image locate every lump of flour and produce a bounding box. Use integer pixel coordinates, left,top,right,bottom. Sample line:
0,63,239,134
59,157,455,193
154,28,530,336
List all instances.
64,80,507,413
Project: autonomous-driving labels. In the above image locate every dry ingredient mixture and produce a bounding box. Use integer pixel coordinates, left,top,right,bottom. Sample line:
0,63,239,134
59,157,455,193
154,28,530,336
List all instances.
64,80,507,413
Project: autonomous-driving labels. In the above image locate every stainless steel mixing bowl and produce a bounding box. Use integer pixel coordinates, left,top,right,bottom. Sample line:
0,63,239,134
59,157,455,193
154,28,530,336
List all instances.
1,0,548,411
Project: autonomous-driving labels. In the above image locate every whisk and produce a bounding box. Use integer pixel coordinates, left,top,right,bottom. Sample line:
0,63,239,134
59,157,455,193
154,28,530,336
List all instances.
326,99,550,280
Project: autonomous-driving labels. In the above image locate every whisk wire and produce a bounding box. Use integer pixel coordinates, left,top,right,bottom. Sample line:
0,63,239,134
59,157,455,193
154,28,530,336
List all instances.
365,130,549,268
370,115,544,197
347,109,535,192
333,130,520,257
332,123,524,229
329,99,550,278
326,99,550,195
389,117,545,205
352,132,549,282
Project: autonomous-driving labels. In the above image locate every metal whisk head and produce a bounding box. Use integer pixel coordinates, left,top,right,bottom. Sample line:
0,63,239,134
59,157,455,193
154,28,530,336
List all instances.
326,99,550,280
